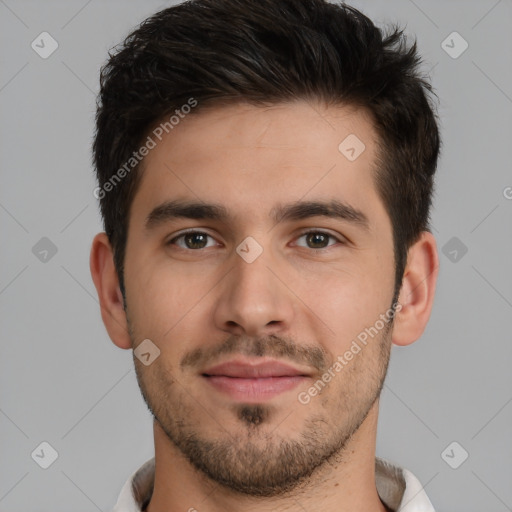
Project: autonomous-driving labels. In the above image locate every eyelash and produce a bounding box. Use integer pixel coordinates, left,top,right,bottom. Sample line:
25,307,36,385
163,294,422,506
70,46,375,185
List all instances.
167,229,345,251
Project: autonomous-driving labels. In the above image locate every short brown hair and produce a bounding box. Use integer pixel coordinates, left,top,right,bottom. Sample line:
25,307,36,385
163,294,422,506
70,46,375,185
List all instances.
93,0,441,302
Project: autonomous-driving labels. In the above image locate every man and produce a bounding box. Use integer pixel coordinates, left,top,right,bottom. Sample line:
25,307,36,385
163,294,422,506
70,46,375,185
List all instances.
90,0,440,510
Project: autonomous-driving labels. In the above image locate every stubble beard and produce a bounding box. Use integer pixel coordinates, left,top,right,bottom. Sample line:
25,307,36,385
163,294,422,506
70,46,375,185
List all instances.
130,319,393,497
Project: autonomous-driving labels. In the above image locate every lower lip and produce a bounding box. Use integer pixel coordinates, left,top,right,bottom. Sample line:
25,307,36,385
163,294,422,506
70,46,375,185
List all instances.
203,375,307,402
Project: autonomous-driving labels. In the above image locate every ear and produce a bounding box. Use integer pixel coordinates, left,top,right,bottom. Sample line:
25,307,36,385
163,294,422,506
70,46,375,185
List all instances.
89,232,132,349
392,231,439,347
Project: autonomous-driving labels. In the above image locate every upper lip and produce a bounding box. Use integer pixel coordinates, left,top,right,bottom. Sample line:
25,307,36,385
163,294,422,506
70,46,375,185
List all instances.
202,359,310,378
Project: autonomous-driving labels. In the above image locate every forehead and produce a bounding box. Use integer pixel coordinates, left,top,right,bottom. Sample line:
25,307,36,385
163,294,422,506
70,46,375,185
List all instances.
130,100,385,229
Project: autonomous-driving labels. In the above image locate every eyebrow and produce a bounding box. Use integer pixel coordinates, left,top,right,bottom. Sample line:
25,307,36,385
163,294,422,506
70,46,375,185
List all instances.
144,198,370,231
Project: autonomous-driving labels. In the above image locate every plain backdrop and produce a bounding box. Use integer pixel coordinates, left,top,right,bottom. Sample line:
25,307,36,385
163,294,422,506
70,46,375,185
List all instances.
1,1,511,511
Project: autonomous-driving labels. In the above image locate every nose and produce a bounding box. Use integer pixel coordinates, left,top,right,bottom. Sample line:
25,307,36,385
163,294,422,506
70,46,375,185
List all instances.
212,244,295,338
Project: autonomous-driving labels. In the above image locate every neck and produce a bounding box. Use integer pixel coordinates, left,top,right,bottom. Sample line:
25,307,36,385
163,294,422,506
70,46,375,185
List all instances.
146,402,388,512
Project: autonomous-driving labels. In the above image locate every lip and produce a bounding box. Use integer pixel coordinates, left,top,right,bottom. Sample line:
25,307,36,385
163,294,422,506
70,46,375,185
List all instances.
203,359,309,378
201,359,310,402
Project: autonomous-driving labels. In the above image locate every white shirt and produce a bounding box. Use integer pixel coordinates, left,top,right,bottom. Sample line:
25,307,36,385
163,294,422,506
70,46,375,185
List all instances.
112,456,435,512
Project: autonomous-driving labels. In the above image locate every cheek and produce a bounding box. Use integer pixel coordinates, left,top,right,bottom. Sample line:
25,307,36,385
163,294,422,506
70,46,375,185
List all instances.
295,256,394,356
125,259,186,338
127,260,222,360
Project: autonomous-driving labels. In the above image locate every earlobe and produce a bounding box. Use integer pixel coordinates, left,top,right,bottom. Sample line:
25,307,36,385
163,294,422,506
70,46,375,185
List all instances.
89,232,132,350
392,231,439,347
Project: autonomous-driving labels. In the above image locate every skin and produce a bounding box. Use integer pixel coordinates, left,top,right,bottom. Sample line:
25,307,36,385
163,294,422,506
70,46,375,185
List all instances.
90,100,438,512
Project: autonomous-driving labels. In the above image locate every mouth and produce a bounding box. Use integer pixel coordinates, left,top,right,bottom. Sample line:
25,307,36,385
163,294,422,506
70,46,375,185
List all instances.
201,358,310,402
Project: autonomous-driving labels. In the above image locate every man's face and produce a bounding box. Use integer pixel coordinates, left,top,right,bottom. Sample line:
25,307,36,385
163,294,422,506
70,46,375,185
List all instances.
123,101,397,496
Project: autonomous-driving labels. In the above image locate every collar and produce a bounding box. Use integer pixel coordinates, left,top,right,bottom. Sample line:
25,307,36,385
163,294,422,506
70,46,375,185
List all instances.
112,456,435,512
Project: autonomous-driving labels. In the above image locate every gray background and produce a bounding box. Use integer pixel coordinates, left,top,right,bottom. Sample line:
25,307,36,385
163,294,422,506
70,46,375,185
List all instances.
1,0,511,510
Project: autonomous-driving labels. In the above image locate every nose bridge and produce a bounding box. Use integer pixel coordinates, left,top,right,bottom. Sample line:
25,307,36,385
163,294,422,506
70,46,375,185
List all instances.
233,243,274,297
213,238,293,336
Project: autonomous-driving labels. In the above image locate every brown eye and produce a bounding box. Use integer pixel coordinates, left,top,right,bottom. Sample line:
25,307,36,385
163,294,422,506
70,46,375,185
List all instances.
295,230,341,249
168,231,215,250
